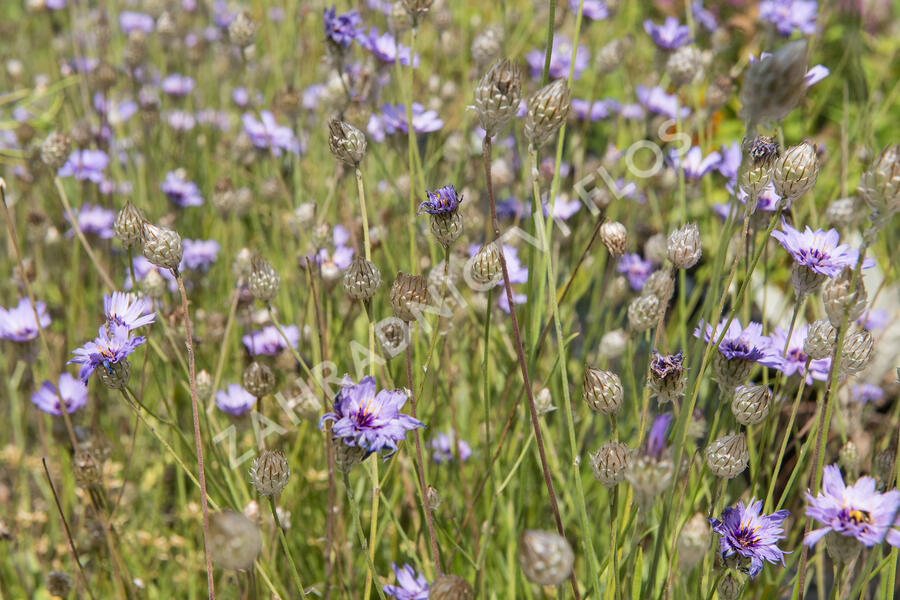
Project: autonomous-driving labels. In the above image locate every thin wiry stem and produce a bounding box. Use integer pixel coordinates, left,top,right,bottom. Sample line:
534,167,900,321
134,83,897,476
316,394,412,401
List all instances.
268,497,308,599
343,471,390,600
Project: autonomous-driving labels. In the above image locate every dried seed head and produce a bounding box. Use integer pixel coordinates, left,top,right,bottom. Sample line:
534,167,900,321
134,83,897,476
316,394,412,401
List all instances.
518,530,575,586
857,144,900,228
739,39,809,128
123,30,148,69
627,294,660,333
717,573,742,600
249,450,290,497
792,263,827,298
208,509,262,571
114,201,146,248
582,366,623,415
706,432,750,479
242,361,276,399
401,0,434,21
425,485,441,512
390,272,429,322
328,119,367,166
141,222,183,271
774,141,818,201
591,441,631,488
731,384,772,425
677,513,710,571
804,319,837,360
600,221,627,256
626,454,674,507
642,269,674,307
430,211,463,248
40,131,70,169
474,59,523,137
647,352,686,405
838,329,875,380
599,329,628,359
228,11,258,47
839,440,860,477
98,358,131,390
825,197,865,229
471,27,502,68
377,320,408,358
826,530,862,564
248,255,280,302
469,241,503,286
525,79,570,147
822,267,868,328
196,369,213,400
141,270,166,301
343,255,382,302
667,222,702,269
609,275,630,306
645,232,668,265
595,37,630,74
46,570,73,597
429,574,475,600
388,1,413,32
666,45,703,87
534,387,556,416
232,247,254,281
73,448,103,488
711,354,754,391
334,438,367,471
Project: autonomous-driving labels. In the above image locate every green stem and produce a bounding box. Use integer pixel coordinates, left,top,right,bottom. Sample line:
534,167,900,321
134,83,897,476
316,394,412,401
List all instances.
268,497,308,599
343,471,389,600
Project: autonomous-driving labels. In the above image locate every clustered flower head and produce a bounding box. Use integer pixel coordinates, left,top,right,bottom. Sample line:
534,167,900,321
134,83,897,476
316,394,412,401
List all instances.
323,5,364,50
69,323,146,386
417,185,462,215
710,498,790,578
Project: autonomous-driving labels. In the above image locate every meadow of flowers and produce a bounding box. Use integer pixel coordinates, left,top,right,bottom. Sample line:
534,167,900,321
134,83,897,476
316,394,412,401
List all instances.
2,0,900,598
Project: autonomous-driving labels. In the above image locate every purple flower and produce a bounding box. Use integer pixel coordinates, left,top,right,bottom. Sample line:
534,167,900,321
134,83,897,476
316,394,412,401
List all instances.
805,64,829,87
68,203,115,238
759,0,818,36
851,383,883,404
771,221,865,278
367,104,443,142
242,111,301,156
196,109,232,132
525,35,590,81
120,11,155,33
69,323,146,383
430,432,472,464
166,110,196,132
857,309,889,331
161,170,204,207
636,85,691,120
323,6,364,49
32,373,88,416
643,16,691,50
644,413,672,460
543,196,581,220
104,292,155,330
692,1,718,31
764,324,831,382
418,185,461,215
0,298,51,342
161,74,195,97
320,376,424,458
313,225,354,272
571,98,620,122
232,87,250,107
498,290,527,314
383,563,429,600
669,146,722,181
359,28,419,67
216,384,256,416
805,464,900,547
182,239,220,271
58,150,109,183
366,0,393,14
619,103,647,120
694,318,772,363
717,141,742,181
242,325,299,356
616,254,654,291
571,0,609,20
711,499,789,578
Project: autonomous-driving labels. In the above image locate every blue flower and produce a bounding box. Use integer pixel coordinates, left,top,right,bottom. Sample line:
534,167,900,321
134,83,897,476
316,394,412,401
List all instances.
383,563,429,600
711,499,789,578
668,146,722,181
320,376,424,458
694,318,773,363
616,253,654,291
242,111,302,156
216,384,256,416
32,373,88,416
0,298,51,342
636,85,691,120
430,432,472,464
771,220,870,278
764,324,831,383
644,413,673,460
68,203,115,238
759,0,818,36
418,185,462,215
104,292,156,330
182,239,221,271
58,150,109,184
69,324,146,383
161,170,204,207
323,6,364,49
242,325,299,356
366,104,442,142
692,1,718,32
119,11,155,33
359,28,419,67
525,35,590,81
161,74,195,97
570,0,609,20
643,16,691,50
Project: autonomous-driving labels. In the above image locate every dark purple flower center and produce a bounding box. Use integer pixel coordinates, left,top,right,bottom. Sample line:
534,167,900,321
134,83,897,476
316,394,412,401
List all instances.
750,136,779,164
839,507,872,525
354,399,378,428
786,348,807,364
732,522,763,550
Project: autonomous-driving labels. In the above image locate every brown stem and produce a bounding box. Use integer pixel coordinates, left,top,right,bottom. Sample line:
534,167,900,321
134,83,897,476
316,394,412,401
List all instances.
174,271,215,599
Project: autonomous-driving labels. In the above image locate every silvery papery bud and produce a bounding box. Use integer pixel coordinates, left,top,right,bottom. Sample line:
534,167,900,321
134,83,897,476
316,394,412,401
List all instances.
804,319,837,360
249,450,290,497
823,267,868,328
429,574,474,600
741,135,780,199
518,530,575,586
706,432,749,479
582,366,623,415
642,269,674,307
595,37,629,74
666,45,703,87
599,329,627,359
826,197,865,229
114,201,146,248
248,255,280,302
717,573,742,600
243,361,276,399
430,211,463,248
774,141,818,201
838,329,875,380
141,270,165,300
469,241,503,286
228,11,258,47
401,0,434,21
390,272,429,322
40,131,70,169
534,387,556,416
343,255,382,302
731,384,772,426
858,144,900,226
739,39,809,128
645,232,668,265
328,119,367,166
667,222,702,269
590,441,631,488
525,79,570,147
792,262,826,298
196,369,213,400
474,59,522,137
471,27,502,68
208,510,262,571
647,352,686,405
627,294,660,333
72,448,103,488
874,448,896,486
677,513,710,571
141,223,183,271
711,353,754,391
599,221,627,256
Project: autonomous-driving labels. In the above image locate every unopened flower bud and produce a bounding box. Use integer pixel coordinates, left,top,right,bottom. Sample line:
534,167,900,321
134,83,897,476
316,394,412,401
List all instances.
469,241,503,286
717,573,742,600
739,39,809,127
666,45,703,87
328,119,367,166
599,329,627,359
711,353,754,391
471,27,502,68
248,255,280,302
823,267,867,328
792,263,826,298
425,485,441,512
208,509,262,571
627,294,660,333
249,450,290,497
534,387,556,416
591,441,631,488
677,513,710,571
401,0,434,21
228,11,258,47
243,361,276,399
667,222,702,269
643,269,675,307
141,270,166,300
343,256,382,302
474,59,522,137
525,80,570,147
518,530,575,586
826,197,864,229
838,329,874,380
858,144,900,228
595,37,630,74
114,201,146,248
645,233,668,265
334,438,367,471
706,432,749,478
429,574,474,600
430,212,463,248
874,447,896,486
46,571,73,597
740,135,779,199
647,352,686,405
839,440,860,477
141,222,183,271
98,358,131,390
774,141,818,201
41,131,70,169
804,319,836,359
826,531,862,564
390,272,429,322
582,367,623,415
731,384,771,425
196,369,213,400
600,221,627,256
